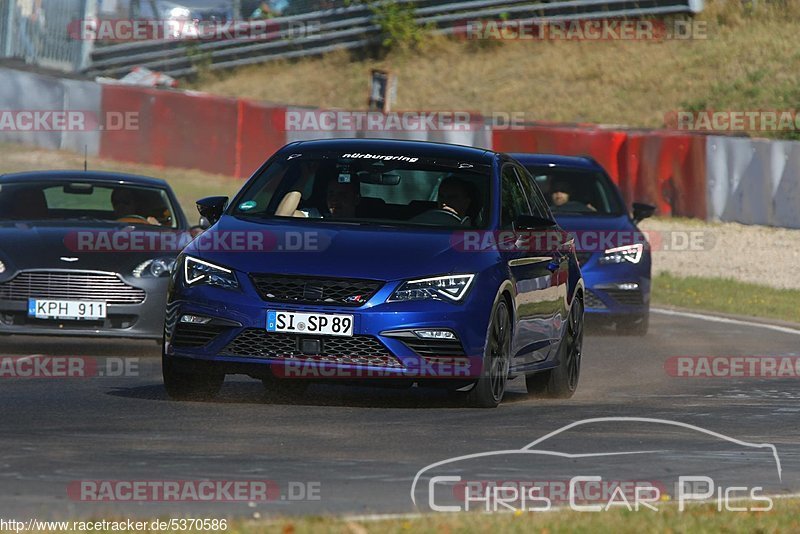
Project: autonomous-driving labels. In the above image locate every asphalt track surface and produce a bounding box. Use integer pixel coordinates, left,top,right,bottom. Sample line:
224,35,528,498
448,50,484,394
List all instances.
2,310,800,520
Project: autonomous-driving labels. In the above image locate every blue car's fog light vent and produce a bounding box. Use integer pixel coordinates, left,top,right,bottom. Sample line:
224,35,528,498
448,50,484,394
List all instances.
249,274,383,307
604,288,644,306
172,323,229,348
384,330,466,360
583,290,606,309
222,329,403,368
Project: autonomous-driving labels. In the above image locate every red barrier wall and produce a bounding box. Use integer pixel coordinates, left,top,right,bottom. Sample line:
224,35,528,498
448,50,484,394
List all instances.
100,86,286,178
493,125,707,218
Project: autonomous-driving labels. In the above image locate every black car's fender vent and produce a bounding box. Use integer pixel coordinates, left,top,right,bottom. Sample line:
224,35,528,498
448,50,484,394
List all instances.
249,274,383,307
0,271,145,304
221,329,402,368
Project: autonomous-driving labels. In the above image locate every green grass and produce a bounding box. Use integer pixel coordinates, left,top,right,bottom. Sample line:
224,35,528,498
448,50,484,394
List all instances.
652,272,800,324
49,498,800,533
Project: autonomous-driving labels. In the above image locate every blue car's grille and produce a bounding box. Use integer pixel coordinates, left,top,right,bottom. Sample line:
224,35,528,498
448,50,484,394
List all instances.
249,274,383,307
584,290,606,309
221,329,403,368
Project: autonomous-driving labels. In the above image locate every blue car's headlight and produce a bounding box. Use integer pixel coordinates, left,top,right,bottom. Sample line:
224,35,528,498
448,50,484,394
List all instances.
388,274,474,302
0,260,5,274
133,258,176,278
183,256,238,290
599,244,643,265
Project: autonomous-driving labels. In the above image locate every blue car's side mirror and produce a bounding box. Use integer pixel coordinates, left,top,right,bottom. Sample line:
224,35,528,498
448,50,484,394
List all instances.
196,196,228,226
632,202,656,223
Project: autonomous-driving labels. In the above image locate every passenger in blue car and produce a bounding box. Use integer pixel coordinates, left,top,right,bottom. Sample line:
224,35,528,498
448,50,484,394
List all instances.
325,174,360,219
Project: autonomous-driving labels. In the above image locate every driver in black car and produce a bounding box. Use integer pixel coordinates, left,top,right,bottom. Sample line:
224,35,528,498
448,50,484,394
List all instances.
111,188,161,225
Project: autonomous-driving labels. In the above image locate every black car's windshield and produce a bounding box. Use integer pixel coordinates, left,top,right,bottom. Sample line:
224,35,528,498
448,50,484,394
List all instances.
232,151,492,229
0,181,178,227
523,166,625,216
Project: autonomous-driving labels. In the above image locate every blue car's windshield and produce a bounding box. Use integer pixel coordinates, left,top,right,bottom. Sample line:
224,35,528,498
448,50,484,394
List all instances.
231,151,492,229
523,166,625,216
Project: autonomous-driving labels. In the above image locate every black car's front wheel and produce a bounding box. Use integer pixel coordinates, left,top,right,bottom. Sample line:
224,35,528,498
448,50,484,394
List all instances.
465,300,512,408
162,354,224,401
526,297,584,398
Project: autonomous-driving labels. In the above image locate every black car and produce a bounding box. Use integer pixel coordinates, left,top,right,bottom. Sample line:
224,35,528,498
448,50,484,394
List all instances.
0,171,190,340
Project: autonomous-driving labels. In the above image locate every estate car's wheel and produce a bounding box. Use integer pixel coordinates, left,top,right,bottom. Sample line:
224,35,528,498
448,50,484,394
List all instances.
162,353,224,401
526,297,584,399
466,300,512,408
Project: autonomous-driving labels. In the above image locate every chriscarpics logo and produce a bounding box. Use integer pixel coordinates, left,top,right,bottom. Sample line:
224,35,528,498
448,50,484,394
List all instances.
411,418,782,514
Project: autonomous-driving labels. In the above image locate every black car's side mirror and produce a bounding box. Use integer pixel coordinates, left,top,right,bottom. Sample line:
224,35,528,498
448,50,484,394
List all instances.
196,196,228,226
632,202,656,223
514,214,558,231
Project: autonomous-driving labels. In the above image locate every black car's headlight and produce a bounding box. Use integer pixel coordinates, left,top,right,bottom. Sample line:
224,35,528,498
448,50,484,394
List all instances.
133,258,176,278
598,244,644,265
183,255,238,290
388,274,474,303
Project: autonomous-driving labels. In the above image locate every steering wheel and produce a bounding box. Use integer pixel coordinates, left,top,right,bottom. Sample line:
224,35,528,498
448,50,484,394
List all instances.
410,208,463,225
116,215,149,223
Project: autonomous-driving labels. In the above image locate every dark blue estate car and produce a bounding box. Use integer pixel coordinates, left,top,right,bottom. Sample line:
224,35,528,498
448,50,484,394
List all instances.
512,154,654,335
163,139,585,407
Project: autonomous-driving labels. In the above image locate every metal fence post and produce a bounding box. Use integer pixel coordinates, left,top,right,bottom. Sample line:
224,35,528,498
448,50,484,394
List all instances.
77,0,97,71
3,0,15,57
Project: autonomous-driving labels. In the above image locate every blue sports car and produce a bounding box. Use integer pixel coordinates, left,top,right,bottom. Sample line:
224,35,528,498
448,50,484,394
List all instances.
163,139,585,407
512,154,654,335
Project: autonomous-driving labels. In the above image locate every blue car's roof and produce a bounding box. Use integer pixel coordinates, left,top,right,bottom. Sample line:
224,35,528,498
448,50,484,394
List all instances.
285,138,495,163
510,153,602,171
0,170,169,188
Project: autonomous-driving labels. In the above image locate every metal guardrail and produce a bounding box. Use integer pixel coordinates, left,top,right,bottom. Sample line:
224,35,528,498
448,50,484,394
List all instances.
86,0,705,78
1,0,705,77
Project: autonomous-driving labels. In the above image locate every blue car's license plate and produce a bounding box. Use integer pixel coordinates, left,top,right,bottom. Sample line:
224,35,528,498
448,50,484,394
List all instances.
267,310,353,337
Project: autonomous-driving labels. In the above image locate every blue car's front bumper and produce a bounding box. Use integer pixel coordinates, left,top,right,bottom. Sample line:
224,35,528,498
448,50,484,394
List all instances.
164,275,494,382
577,253,651,317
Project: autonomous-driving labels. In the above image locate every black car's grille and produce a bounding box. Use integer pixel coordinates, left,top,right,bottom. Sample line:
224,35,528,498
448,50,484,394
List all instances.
222,329,402,368
399,338,467,360
0,272,145,304
172,323,228,348
584,290,606,309
605,288,644,306
249,274,383,307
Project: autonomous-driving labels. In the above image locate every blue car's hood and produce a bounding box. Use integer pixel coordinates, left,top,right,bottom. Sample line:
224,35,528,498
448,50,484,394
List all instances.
554,214,634,233
187,216,488,281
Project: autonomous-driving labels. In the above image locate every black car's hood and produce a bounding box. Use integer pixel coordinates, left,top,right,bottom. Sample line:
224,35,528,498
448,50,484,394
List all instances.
0,222,180,276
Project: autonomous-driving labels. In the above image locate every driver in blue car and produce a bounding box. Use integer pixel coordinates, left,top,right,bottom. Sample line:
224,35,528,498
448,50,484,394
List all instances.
437,176,476,225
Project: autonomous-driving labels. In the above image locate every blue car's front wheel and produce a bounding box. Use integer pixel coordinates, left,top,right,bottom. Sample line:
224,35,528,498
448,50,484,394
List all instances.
526,297,584,398
466,300,512,408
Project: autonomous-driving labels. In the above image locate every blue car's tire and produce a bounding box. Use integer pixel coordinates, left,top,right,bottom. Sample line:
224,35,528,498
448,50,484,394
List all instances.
162,354,224,401
466,300,512,408
526,298,583,399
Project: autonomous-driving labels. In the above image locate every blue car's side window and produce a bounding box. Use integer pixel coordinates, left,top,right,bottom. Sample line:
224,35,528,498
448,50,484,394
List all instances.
500,165,530,229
